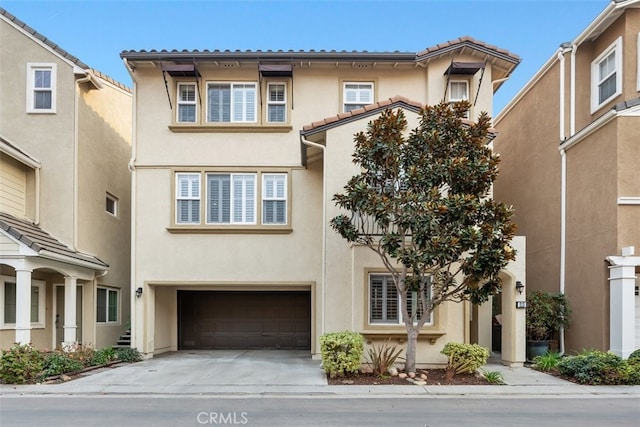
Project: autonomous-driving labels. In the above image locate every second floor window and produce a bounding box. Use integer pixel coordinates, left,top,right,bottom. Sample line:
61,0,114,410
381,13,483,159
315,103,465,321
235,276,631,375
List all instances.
176,173,201,224
591,37,622,112
207,174,256,224
27,63,56,113
177,83,197,122
344,82,373,112
207,82,257,123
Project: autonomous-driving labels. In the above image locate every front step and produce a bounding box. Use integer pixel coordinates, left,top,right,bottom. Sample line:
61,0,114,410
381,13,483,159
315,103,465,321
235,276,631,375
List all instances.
113,329,131,348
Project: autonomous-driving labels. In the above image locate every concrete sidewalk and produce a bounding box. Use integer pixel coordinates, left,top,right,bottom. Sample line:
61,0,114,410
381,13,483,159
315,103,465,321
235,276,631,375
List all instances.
1,350,639,398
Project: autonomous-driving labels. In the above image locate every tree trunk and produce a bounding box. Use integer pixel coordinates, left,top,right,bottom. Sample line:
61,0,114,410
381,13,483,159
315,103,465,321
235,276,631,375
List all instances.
404,326,419,373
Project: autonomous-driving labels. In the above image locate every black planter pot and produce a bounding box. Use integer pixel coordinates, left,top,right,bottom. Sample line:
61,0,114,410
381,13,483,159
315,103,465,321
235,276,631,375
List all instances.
526,340,550,361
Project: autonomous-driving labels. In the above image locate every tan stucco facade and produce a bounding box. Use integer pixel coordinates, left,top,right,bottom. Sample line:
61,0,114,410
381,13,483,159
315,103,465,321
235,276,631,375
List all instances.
124,38,526,366
0,11,132,350
494,2,640,356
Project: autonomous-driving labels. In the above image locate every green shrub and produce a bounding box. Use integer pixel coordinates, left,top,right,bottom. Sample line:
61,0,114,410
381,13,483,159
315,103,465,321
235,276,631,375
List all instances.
441,342,489,377
557,350,625,385
628,349,640,362
618,358,640,385
115,347,142,363
366,339,403,376
533,351,562,372
41,352,84,378
320,331,364,378
63,344,96,367
481,370,504,385
92,347,118,366
0,344,45,384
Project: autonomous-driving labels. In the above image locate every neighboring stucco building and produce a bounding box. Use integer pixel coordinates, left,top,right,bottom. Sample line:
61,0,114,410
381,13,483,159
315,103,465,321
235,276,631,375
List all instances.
0,9,132,350
494,0,640,357
121,36,526,366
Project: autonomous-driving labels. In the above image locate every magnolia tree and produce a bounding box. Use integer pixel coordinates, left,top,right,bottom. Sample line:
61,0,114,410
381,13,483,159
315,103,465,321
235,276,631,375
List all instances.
330,101,516,372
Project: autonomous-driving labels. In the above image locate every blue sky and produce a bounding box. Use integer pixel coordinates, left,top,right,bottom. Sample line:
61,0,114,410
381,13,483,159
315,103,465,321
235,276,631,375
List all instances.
1,0,608,114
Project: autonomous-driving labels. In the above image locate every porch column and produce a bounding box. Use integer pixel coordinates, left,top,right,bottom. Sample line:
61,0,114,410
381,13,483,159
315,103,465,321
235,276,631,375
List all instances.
501,278,526,367
14,268,33,344
63,276,78,349
608,263,636,358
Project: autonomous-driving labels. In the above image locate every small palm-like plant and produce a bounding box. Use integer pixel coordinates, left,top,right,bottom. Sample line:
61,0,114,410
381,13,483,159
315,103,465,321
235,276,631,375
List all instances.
533,352,562,372
366,339,403,377
482,370,505,384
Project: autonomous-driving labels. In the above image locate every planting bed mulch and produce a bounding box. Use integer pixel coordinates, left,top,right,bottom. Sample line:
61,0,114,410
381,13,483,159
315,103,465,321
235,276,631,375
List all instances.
327,369,491,386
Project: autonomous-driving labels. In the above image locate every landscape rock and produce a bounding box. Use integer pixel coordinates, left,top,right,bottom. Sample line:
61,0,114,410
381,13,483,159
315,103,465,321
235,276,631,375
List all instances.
388,367,398,376
398,373,408,379
408,371,416,378
420,373,428,380
61,374,72,382
360,365,373,374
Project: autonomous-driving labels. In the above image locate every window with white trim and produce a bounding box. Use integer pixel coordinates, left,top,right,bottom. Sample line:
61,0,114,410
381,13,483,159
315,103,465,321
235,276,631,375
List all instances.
591,37,622,112
369,274,432,325
207,173,256,224
267,83,287,123
262,174,287,224
177,83,197,123
1,276,45,328
176,173,201,224
343,82,373,112
27,63,56,113
448,80,469,118
106,193,118,217
96,287,118,323
207,82,257,123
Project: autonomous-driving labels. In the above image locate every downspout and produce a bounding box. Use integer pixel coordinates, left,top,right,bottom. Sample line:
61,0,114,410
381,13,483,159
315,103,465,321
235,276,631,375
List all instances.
124,58,139,349
559,43,575,356
299,135,327,339
74,74,92,250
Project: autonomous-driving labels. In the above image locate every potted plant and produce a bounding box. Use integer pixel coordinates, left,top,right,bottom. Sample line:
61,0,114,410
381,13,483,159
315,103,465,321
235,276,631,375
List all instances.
525,290,571,361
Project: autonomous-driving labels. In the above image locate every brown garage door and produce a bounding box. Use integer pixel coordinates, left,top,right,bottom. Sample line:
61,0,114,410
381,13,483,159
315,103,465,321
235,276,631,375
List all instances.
178,291,311,350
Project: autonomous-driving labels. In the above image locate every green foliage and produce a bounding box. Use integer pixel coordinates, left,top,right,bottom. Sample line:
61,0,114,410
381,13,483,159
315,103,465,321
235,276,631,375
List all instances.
62,344,96,367
481,370,504,385
526,291,571,341
320,331,364,378
441,342,489,376
92,347,118,365
41,352,84,378
115,347,142,363
532,351,562,372
628,349,640,362
0,344,44,384
557,350,629,385
330,102,516,372
366,339,404,376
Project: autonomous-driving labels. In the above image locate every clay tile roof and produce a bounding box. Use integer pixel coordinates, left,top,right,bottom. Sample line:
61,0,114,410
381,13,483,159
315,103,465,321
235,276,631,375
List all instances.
0,212,108,269
300,96,424,135
416,36,520,63
0,7,130,92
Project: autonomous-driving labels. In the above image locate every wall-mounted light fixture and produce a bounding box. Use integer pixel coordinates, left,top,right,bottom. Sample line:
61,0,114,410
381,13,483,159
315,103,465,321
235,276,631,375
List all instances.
136,287,143,298
515,281,524,295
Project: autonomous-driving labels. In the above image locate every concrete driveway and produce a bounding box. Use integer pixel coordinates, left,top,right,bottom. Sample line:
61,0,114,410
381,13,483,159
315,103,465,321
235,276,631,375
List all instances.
33,350,327,394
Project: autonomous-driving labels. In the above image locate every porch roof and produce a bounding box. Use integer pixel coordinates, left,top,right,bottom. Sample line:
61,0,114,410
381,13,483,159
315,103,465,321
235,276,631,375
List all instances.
0,212,108,270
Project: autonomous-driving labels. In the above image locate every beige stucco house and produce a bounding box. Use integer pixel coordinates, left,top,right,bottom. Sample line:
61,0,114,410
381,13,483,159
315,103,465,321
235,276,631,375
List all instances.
122,36,527,366
0,9,132,350
494,0,640,358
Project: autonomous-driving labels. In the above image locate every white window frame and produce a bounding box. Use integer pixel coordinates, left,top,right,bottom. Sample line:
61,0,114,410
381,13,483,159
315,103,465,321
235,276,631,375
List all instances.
176,173,201,224
26,63,56,113
343,82,374,112
106,192,118,217
591,37,623,113
637,32,640,93
262,173,287,224
177,82,197,123
266,82,287,123
448,80,470,118
96,287,119,324
206,82,257,123
0,276,45,329
368,274,432,326
206,173,257,225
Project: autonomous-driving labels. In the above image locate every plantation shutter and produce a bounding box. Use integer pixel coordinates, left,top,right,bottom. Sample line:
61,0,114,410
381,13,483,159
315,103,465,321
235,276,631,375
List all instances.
370,276,384,322
177,174,200,223
209,84,231,122
208,174,231,223
263,174,286,224
232,174,255,223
